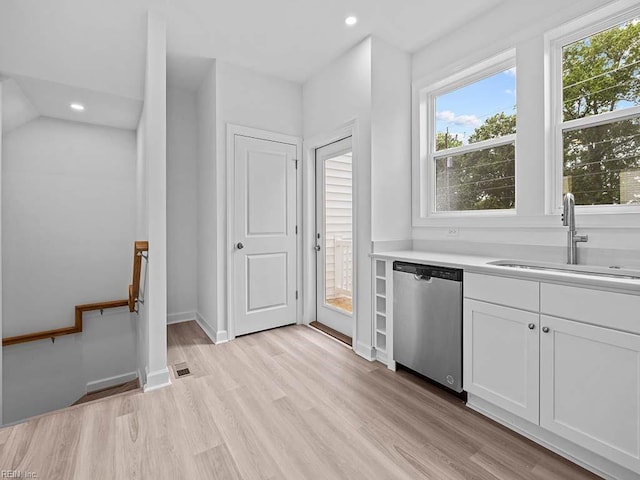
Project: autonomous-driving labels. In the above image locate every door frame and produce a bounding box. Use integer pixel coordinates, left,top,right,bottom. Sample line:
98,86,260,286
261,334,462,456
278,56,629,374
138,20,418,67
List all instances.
302,119,359,349
226,124,302,340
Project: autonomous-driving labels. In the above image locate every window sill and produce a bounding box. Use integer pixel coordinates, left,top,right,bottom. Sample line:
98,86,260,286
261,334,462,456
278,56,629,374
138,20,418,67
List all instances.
412,211,640,230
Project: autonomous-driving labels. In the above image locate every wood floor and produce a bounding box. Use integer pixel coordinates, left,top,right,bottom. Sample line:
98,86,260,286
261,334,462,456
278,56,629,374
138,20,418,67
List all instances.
0,321,599,479
326,296,353,313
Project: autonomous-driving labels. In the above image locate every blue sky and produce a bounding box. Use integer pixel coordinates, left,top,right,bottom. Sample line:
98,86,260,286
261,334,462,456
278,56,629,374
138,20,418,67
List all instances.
435,68,516,145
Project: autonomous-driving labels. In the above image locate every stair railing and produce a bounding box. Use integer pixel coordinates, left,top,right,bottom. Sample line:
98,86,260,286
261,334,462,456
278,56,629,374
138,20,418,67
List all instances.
2,241,148,346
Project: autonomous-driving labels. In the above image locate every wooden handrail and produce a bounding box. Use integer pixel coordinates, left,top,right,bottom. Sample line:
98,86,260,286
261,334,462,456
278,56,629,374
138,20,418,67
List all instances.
3,299,129,346
128,241,148,312
3,240,148,346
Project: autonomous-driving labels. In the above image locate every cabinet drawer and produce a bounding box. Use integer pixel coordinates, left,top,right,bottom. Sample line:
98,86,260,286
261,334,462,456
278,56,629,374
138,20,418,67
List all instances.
541,283,640,335
464,273,539,311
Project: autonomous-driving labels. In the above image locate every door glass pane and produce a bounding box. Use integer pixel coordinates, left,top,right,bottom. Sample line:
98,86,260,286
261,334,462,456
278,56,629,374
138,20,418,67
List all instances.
324,152,353,313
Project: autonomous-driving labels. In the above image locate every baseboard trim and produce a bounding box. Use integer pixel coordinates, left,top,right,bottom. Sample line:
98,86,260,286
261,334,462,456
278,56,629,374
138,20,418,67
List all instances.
375,349,388,365
354,341,376,361
143,367,171,392
467,394,634,480
167,311,196,324
137,368,145,387
216,330,229,344
195,312,220,344
86,371,138,394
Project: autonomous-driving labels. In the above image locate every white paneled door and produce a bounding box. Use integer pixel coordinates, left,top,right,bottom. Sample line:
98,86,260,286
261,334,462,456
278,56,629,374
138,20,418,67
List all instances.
315,137,353,337
233,135,298,336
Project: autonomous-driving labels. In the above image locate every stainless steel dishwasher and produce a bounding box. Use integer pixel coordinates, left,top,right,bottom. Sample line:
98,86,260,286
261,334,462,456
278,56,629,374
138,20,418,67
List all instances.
393,261,463,393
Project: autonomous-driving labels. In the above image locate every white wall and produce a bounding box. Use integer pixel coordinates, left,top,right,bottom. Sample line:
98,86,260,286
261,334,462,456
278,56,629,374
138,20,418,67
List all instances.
2,117,136,423
135,113,148,386
371,37,412,244
0,81,4,424
410,0,640,265
136,11,170,391
195,61,302,342
166,87,197,322
303,38,374,358
195,61,217,340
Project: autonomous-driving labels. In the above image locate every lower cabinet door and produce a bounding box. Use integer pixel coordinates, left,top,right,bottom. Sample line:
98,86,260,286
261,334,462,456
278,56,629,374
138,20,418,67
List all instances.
463,299,540,424
540,315,640,473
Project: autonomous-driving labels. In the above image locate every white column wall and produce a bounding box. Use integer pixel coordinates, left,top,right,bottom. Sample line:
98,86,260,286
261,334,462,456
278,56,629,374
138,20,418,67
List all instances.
138,10,169,391
303,38,374,358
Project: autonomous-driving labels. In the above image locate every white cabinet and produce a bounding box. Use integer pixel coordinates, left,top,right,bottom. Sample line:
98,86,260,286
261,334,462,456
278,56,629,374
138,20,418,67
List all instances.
464,273,640,476
465,272,539,311
463,299,540,424
540,315,640,473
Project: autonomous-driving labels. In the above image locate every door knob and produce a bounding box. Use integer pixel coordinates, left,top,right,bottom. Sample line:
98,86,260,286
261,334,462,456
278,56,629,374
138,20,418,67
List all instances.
314,245,321,252
528,323,535,330
236,242,244,250
542,326,550,333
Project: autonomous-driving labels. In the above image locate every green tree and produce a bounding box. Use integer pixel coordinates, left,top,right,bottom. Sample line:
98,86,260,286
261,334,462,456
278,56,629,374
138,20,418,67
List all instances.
562,19,640,205
436,112,516,211
436,131,463,151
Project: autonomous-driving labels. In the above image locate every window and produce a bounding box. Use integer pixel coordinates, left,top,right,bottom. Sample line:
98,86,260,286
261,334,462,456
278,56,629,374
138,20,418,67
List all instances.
548,6,640,209
418,51,517,216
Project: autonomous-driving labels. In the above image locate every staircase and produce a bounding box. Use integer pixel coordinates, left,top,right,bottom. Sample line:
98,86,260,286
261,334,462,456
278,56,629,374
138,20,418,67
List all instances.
72,379,141,406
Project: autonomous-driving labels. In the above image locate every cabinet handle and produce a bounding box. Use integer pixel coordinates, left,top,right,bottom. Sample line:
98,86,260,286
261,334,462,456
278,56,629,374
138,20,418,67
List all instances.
542,326,550,333
528,323,535,330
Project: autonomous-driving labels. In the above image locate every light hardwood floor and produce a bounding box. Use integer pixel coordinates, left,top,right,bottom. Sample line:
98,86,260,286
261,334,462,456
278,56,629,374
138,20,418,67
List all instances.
0,321,599,479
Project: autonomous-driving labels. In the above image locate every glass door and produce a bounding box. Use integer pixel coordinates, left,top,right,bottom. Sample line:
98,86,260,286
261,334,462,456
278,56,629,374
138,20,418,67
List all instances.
315,137,353,337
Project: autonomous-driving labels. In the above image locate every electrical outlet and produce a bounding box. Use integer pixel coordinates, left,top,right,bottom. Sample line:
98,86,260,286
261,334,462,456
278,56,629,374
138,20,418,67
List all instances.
447,227,459,237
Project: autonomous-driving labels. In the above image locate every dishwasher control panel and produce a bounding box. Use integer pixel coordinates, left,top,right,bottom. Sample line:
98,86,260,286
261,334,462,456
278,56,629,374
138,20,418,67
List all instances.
393,261,463,282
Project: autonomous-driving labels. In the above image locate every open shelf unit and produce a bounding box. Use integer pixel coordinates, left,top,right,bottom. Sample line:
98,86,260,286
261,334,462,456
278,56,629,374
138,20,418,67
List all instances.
373,259,389,364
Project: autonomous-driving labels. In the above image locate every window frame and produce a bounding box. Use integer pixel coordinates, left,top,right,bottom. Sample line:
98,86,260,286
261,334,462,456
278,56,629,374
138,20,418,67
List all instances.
545,1,640,215
414,49,517,221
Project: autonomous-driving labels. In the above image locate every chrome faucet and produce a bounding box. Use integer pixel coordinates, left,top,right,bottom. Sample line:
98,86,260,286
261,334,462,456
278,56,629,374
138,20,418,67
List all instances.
562,193,588,265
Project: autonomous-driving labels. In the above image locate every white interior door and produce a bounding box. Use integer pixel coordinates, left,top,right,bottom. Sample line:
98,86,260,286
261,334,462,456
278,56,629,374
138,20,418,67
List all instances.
315,137,353,337
233,135,298,336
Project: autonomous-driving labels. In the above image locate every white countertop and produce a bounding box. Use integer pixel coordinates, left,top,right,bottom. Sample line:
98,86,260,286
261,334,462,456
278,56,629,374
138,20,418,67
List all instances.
371,250,640,295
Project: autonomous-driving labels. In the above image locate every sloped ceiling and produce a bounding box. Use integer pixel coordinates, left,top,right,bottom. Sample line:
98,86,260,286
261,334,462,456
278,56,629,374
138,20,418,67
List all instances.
1,78,38,134
1,74,143,135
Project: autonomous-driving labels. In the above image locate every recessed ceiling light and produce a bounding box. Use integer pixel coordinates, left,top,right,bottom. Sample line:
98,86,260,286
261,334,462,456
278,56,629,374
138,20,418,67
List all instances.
70,103,85,112
345,16,357,26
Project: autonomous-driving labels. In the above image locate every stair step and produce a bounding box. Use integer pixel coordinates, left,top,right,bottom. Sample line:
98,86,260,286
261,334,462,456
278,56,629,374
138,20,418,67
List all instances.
72,379,140,406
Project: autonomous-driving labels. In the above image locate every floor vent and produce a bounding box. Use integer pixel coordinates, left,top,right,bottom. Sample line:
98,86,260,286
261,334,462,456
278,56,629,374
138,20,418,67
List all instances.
173,362,192,378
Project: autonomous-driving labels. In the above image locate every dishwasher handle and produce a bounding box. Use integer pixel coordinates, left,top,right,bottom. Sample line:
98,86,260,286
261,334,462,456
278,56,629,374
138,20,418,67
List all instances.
413,274,432,282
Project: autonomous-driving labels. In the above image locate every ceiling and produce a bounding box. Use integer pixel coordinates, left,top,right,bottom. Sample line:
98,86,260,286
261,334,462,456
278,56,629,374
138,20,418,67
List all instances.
0,0,505,100
0,78,38,134
1,74,143,134
164,0,506,84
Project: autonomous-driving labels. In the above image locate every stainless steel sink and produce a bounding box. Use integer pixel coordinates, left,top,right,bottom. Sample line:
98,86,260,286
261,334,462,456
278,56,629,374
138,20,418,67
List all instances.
487,260,640,280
